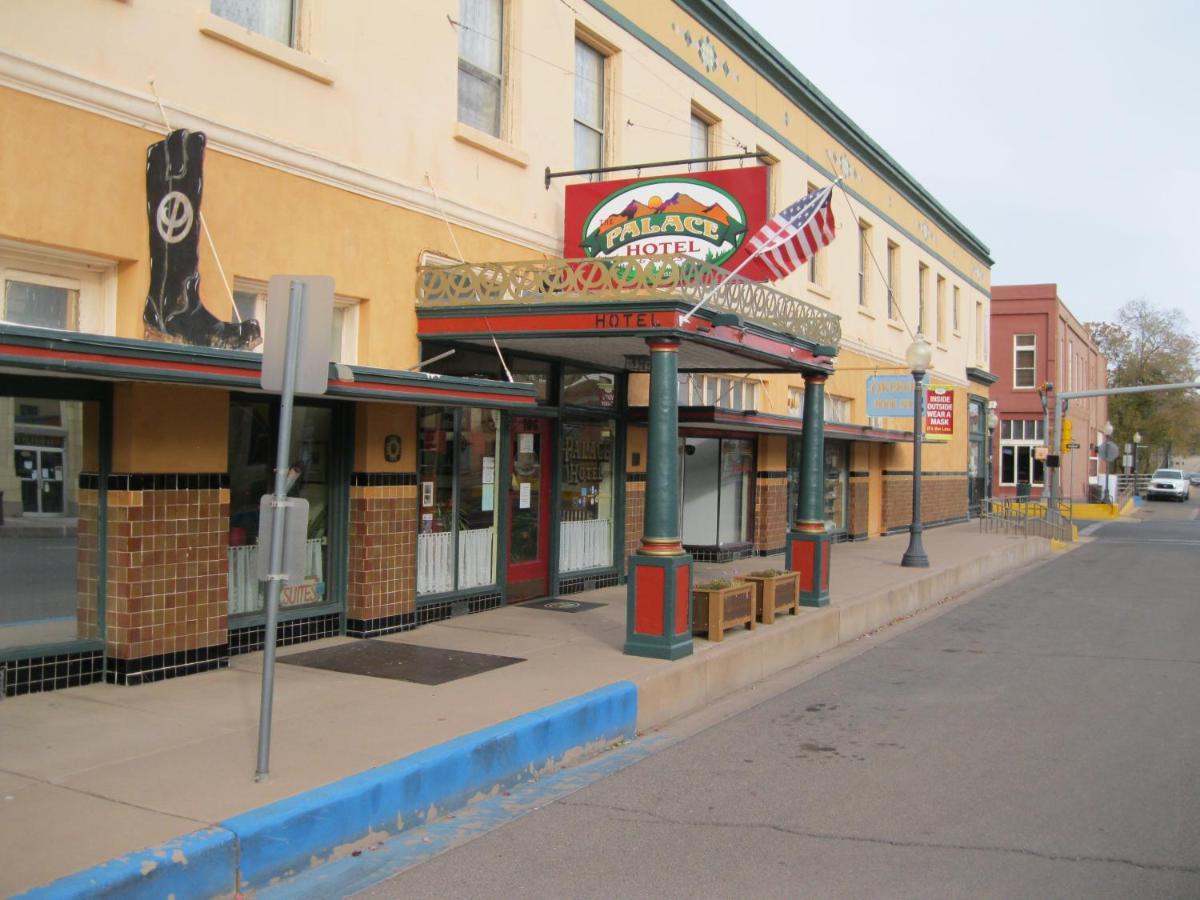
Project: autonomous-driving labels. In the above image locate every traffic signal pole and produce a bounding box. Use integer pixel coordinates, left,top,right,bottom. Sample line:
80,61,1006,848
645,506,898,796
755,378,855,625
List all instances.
1048,381,1200,508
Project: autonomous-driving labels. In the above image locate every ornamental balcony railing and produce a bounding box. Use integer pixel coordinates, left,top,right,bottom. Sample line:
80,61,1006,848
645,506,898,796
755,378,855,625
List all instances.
416,254,842,349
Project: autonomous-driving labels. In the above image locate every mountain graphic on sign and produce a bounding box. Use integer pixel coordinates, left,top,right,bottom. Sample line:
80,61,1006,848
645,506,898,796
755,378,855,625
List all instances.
595,192,734,236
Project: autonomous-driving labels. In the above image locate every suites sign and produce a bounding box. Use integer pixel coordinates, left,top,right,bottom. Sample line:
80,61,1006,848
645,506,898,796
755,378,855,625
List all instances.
563,167,773,280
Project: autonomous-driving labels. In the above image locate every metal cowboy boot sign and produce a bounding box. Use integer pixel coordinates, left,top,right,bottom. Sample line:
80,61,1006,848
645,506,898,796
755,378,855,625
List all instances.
143,129,262,350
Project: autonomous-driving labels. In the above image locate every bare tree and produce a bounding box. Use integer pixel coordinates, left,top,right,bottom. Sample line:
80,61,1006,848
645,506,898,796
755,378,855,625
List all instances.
1088,300,1200,467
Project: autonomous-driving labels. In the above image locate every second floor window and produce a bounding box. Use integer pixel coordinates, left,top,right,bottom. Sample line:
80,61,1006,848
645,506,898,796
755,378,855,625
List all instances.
573,40,605,173
917,262,928,334
1013,333,1036,388
211,0,296,45
886,241,899,320
689,112,710,172
457,0,504,137
953,285,961,333
858,221,871,307
936,274,946,344
807,183,826,286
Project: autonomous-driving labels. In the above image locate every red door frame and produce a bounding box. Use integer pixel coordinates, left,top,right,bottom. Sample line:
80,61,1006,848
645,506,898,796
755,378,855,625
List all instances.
506,416,553,600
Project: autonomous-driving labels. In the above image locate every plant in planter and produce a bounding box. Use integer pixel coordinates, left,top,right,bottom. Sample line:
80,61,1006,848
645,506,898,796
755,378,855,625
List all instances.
742,569,801,624
692,577,756,642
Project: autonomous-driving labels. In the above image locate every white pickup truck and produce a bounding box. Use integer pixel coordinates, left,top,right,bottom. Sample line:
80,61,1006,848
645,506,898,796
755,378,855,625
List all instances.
1147,469,1192,502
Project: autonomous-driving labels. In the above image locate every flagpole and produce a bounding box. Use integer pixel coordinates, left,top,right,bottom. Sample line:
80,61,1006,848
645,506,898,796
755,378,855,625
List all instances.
680,177,843,325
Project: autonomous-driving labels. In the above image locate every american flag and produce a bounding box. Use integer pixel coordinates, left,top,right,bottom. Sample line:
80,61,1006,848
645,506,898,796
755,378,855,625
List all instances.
746,185,837,281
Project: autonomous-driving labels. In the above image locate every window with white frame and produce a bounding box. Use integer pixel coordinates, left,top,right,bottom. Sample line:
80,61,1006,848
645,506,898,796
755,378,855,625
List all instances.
787,388,851,423
211,0,297,45
757,146,779,214
935,274,946,344
858,220,871,307
917,262,928,334
457,0,505,137
573,38,605,174
1,242,116,336
1013,333,1036,388
677,374,756,411
887,240,900,320
952,285,961,333
573,37,609,175
233,280,360,364
689,108,713,172
999,418,1046,486
806,182,826,286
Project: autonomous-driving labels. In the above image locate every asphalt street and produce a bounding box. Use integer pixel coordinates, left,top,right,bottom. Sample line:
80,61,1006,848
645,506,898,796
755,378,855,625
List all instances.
357,495,1200,899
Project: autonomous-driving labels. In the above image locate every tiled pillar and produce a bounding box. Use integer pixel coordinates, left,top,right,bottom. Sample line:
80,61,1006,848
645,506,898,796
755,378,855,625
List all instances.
786,372,832,606
625,338,692,660
105,474,230,685
346,473,417,636
76,478,101,641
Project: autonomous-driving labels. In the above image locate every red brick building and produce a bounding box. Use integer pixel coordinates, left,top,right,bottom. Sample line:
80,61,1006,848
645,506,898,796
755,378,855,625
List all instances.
989,284,1108,500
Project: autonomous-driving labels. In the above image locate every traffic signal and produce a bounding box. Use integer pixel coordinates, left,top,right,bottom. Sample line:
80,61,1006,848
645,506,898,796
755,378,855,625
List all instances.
1060,418,1072,452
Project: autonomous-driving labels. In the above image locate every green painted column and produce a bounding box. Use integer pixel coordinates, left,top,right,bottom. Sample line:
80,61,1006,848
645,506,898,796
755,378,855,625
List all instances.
641,338,683,555
625,337,693,659
786,371,832,606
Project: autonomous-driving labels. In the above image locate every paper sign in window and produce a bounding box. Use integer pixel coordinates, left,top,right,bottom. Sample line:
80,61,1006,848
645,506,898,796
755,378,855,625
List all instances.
519,482,531,509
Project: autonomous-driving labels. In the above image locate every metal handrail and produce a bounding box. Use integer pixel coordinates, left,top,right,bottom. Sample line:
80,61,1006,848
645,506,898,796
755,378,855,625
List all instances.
978,497,1075,542
415,254,843,348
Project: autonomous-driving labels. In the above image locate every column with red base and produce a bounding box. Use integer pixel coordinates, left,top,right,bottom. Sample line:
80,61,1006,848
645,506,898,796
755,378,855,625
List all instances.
786,371,832,606
625,337,693,659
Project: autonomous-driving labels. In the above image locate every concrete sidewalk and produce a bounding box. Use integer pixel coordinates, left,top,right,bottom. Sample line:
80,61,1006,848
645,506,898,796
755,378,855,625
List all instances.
0,523,1059,896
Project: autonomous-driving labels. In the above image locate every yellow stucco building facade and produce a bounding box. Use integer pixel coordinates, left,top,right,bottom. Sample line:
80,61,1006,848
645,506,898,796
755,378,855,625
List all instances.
0,0,993,693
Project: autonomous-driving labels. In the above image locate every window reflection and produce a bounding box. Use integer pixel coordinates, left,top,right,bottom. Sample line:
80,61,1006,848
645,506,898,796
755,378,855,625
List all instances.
1,397,98,650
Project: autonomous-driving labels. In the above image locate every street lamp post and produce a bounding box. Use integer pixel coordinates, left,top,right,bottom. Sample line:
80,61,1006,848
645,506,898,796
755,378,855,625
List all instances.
901,335,933,568
986,404,999,502
1102,420,1114,503
1133,430,1143,495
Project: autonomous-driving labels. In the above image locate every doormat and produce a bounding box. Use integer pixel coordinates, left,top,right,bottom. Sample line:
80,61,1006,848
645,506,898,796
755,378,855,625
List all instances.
279,640,524,685
518,598,605,613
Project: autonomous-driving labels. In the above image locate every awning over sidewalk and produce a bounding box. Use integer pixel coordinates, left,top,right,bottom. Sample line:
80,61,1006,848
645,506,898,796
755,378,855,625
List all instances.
415,255,842,374
0,324,539,409
627,405,913,442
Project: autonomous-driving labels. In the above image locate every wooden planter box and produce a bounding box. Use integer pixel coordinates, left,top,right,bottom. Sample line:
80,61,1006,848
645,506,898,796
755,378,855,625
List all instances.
692,580,757,642
742,571,801,624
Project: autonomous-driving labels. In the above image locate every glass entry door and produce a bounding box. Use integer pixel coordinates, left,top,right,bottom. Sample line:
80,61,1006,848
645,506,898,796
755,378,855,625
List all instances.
15,447,65,514
507,416,552,602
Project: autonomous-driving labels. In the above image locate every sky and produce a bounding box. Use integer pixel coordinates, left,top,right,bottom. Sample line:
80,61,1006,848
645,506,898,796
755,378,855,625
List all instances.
726,0,1200,330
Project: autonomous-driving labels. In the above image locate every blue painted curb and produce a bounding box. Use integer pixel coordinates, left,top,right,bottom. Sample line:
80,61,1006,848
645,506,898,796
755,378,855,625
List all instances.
13,827,236,900
14,681,638,899
225,679,638,891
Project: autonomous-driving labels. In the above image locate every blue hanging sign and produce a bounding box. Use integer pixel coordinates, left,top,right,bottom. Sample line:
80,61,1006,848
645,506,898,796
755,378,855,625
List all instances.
866,374,929,418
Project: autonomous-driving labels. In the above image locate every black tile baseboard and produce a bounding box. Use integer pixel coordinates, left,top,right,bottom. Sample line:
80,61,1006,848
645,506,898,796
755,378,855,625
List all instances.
230,613,340,656
3,649,104,696
558,571,620,595
106,644,229,687
346,611,417,638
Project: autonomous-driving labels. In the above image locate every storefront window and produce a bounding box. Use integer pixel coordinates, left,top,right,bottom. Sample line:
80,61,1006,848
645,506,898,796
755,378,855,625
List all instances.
417,407,499,595
561,368,615,409
681,437,754,548
424,346,552,404
787,436,848,535
227,401,332,616
2,396,99,650
559,419,614,571
823,441,848,534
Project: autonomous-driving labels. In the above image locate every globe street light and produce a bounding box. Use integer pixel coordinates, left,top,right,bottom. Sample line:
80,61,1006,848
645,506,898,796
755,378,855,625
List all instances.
986,406,999,502
1102,420,1114,503
901,335,933,568
1133,430,1143,493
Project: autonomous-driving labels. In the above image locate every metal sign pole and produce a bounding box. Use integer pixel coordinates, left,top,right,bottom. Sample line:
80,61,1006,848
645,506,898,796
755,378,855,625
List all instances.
255,280,307,781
